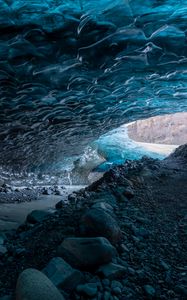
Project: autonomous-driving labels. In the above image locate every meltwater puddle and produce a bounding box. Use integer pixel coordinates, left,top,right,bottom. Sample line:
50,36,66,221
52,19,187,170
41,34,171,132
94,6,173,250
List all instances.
0,185,85,233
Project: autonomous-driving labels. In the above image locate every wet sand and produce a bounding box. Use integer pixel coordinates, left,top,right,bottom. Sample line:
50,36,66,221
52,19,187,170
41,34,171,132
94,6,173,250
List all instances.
0,186,85,232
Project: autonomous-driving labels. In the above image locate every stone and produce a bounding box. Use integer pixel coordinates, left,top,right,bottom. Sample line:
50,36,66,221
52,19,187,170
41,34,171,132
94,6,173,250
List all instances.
102,279,110,287
144,285,156,298
0,296,12,300
42,188,52,195
76,283,98,297
111,281,123,290
79,208,122,244
56,200,64,209
16,268,65,300
103,291,112,300
97,263,127,279
57,237,117,270
175,285,187,296
0,245,7,256
91,202,114,213
112,287,121,295
26,210,51,224
123,187,134,199
42,257,84,291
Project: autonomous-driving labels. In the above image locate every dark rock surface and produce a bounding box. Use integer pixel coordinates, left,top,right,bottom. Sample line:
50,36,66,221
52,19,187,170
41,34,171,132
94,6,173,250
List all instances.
26,210,51,224
0,144,187,299
57,237,117,270
79,208,122,244
16,268,65,300
42,257,83,292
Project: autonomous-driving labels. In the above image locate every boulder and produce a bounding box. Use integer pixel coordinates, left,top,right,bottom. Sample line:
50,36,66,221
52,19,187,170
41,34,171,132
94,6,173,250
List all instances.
79,208,122,244
57,237,117,270
16,268,65,300
97,263,127,279
42,257,84,291
26,210,51,224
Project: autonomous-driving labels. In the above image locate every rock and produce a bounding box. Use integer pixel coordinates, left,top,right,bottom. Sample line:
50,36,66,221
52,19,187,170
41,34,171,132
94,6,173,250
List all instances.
91,202,114,213
175,285,187,296
111,281,123,290
76,283,98,297
92,191,117,207
103,291,112,300
26,210,51,224
160,260,170,271
42,257,83,291
0,245,7,256
16,268,65,300
57,237,117,270
123,187,134,199
42,188,52,195
97,263,127,279
56,200,64,209
0,296,12,300
112,286,121,295
144,285,156,298
79,208,122,244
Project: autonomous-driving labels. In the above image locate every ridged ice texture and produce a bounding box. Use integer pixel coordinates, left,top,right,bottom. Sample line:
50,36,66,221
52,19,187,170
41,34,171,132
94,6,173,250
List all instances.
0,0,187,175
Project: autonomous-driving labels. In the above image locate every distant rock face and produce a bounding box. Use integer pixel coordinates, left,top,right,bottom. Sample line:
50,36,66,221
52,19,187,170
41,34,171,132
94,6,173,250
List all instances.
127,112,187,145
16,268,65,300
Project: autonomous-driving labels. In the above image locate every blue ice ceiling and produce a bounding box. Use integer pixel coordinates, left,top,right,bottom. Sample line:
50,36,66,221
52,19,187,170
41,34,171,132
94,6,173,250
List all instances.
0,0,187,175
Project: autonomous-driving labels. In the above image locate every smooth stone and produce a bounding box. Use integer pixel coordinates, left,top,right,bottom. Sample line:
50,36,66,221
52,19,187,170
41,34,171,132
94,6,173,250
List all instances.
102,279,110,287
76,283,98,297
0,233,5,245
42,257,84,291
26,210,51,224
57,237,117,270
97,263,127,279
112,287,121,295
103,291,112,300
16,268,65,300
0,245,7,256
144,285,156,298
111,281,123,290
79,208,122,244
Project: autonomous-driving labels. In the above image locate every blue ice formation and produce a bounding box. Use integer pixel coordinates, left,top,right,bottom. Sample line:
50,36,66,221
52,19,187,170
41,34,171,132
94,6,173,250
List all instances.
0,0,186,181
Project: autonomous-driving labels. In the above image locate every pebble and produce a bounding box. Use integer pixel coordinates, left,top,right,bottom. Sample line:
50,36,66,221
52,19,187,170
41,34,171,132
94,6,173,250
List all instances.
76,283,98,297
144,285,156,298
0,245,7,256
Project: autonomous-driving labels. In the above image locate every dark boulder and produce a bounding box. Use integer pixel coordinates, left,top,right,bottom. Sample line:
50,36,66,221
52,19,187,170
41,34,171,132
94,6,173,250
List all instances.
79,208,122,244
16,268,65,300
42,257,84,292
26,210,51,224
57,237,117,270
